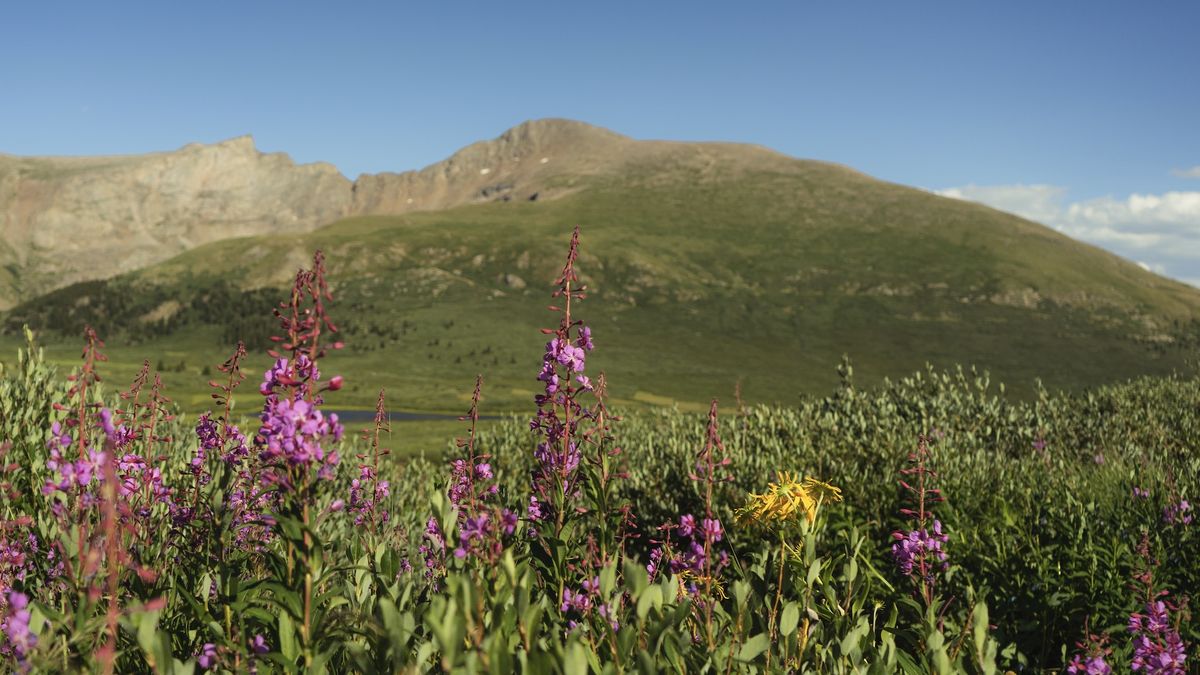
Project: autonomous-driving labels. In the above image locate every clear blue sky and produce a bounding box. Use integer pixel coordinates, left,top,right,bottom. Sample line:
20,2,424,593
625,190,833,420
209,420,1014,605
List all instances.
3,1,1199,280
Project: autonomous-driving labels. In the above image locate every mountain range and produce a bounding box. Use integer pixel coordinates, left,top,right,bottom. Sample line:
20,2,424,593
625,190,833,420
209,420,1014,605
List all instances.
3,119,1197,410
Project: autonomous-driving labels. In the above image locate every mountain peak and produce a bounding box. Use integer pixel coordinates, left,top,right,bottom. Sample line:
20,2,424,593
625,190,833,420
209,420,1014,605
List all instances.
199,135,257,152
497,118,628,148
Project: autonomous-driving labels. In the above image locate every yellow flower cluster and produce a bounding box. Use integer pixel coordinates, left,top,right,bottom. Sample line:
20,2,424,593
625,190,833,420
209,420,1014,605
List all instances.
737,472,842,526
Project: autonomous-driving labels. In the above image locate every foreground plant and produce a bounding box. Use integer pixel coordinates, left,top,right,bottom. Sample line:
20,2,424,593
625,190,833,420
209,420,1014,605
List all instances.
1127,534,1189,674
1,228,1197,672
737,470,842,670
892,434,949,610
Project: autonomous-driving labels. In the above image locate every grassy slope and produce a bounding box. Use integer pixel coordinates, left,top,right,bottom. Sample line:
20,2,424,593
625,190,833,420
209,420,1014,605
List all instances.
4,145,1199,417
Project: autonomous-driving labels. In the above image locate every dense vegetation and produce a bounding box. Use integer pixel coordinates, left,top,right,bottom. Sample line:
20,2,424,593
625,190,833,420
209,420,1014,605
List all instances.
0,232,1195,673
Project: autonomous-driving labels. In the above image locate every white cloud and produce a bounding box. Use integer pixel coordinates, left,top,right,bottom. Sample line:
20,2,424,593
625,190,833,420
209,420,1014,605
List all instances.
933,184,1066,227
1171,166,1200,179
933,184,1200,283
1065,192,1200,235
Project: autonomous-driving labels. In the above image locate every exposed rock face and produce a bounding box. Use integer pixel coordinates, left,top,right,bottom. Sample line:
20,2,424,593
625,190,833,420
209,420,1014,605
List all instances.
0,136,352,308
348,118,634,215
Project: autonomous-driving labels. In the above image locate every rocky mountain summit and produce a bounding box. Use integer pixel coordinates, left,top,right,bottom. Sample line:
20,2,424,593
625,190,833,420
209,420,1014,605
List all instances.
350,118,636,213
0,119,641,309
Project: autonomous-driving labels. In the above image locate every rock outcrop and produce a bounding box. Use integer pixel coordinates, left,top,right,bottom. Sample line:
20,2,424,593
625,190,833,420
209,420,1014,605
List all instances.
349,118,633,215
0,136,352,308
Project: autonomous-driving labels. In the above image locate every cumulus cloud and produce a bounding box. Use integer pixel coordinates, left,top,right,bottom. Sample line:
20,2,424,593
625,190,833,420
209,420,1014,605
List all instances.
932,184,1200,286
1171,166,1200,179
934,184,1066,227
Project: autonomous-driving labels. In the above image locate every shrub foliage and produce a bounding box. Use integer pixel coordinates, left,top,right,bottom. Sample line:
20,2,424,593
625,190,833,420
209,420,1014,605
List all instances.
0,230,1195,673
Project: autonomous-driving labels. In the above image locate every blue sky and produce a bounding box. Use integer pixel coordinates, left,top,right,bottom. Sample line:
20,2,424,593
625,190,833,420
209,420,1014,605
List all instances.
3,1,1199,282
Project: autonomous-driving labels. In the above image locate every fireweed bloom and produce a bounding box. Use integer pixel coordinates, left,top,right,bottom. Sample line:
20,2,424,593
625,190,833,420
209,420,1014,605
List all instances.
348,465,390,527
528,229,595,533
237,353,344,548
648,515,730,592
0,533,38,594
1163,500,1192,526
891,521,949,576
419,517,448,588
42,422,108,496
190,412,220,486
256,381,343,481
196,643,219,670
529,329,593,509
249,634,269,654
890,435,951,605
225,479,277,552
1066,654,1112,675
1128,600,1188,674
1,591,37,667
560,576,619,632
1065,625,1114,675
115,454,172,512
448,460,497,507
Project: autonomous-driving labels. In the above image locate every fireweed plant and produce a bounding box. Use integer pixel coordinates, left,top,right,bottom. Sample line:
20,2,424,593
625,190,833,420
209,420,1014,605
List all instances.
349,388,392,537
647,400,733,649
0,230,1196,671
1124,535,1189,674
892,435,949,611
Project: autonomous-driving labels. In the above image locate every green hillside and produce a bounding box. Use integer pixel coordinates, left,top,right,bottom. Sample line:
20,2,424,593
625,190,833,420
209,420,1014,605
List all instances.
5,130,1199,413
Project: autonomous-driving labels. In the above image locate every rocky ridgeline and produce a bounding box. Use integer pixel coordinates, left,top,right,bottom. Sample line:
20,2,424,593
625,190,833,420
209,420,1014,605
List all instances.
351,118,632,214
0,119,633,308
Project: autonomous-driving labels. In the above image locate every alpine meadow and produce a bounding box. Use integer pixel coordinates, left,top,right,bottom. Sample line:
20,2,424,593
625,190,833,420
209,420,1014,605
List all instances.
0,118,1196,675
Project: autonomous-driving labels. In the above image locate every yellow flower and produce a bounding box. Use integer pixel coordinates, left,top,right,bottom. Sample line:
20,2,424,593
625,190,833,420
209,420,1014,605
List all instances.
737,472,842,526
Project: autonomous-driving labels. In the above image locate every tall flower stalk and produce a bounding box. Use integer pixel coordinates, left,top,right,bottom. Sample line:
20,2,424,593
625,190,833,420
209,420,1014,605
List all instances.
891,435,948,610
255,251,345,667
448,375,512,564
529,226,593,541
1127,534,1188,674
696,402,733,644
350,388,391,538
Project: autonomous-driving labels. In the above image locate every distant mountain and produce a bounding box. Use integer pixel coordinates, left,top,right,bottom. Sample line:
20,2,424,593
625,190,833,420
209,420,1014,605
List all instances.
5,119,1200,408
0,137,351,308
1,119,729,308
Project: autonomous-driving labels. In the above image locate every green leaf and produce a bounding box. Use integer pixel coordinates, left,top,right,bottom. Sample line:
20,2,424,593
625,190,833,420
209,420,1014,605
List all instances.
729,578,748,605
637,585,663,621
973,600,989,656
737,632,771,662
600,560,617,597
780,602,800,636
806,558,823,586
564,640,588,675
279,611,299,663
624,559,650,594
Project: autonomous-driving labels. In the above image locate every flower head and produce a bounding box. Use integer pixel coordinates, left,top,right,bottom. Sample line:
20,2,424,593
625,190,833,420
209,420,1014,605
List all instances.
736,472,842,526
